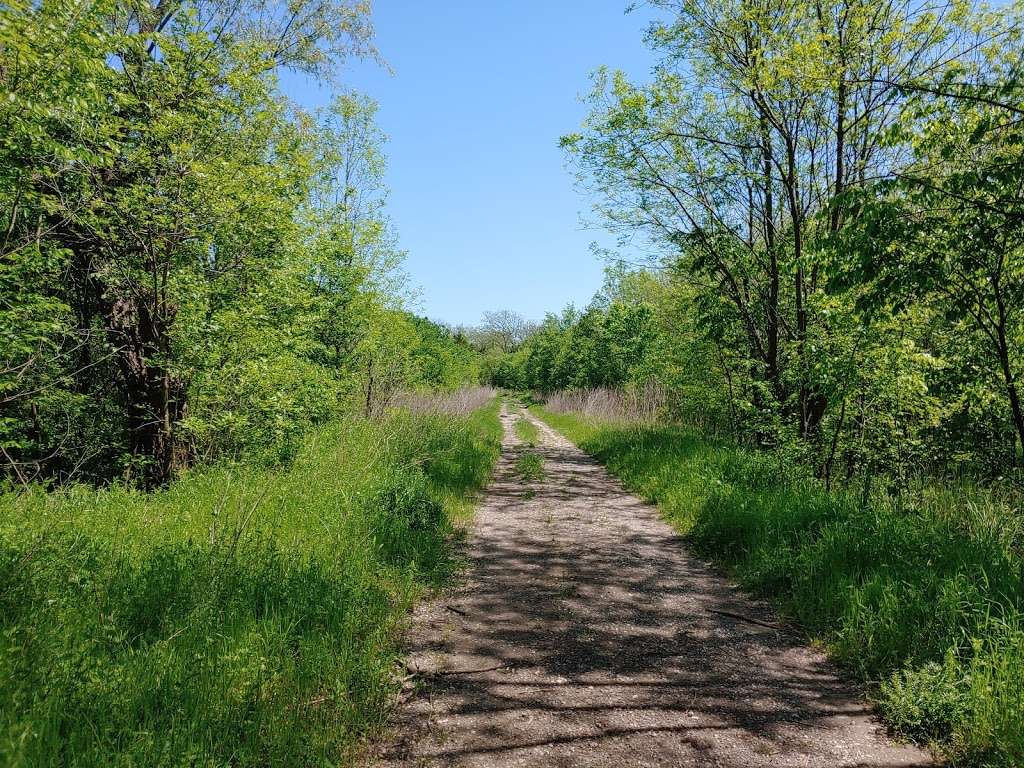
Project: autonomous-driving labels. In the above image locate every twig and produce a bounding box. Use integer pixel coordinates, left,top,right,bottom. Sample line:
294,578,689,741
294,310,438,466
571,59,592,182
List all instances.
433,664,508,676
406,663,507,677
0,445,29,490
707,608,780,631
227,483,270,557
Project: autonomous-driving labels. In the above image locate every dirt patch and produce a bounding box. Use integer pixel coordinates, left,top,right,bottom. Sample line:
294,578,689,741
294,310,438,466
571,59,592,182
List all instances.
369,405,934,767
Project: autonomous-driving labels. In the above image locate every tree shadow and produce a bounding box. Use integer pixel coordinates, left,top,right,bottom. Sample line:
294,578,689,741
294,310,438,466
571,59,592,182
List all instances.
376,412,932,767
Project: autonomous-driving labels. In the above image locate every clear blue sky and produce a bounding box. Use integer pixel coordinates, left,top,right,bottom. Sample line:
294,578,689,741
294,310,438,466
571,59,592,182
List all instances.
281,1,660,326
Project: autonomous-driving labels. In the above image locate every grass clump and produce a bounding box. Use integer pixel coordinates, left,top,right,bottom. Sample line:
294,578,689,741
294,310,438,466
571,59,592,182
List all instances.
514,417,540,446
0,401,500,767
515,451,546,483
535,407,1024,768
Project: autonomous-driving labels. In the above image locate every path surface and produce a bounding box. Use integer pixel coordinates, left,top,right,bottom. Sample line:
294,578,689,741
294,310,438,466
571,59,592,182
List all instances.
373,405,933,767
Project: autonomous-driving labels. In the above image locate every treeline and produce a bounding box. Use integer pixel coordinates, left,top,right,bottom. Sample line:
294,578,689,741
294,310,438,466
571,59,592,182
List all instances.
0,0,481,488
508,0,1024,487
486,295,656,394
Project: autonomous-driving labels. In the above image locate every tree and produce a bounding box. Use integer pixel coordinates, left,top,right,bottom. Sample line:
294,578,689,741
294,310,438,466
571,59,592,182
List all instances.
563,0,997,455
838,48,1024,460
479,309,534,353
0,0,378,485
309,93,405,379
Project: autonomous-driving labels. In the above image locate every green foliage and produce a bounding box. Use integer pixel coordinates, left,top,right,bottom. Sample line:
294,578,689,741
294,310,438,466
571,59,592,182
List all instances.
509,299,658,394
560,0,1024,482
538,408,1024,767
0,0,485,487
831,72,1024,465
880,657,972,743
407,317,483,391
0,402,500,766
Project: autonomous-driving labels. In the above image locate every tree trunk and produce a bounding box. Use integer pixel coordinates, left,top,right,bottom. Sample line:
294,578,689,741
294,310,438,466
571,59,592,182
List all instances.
364,357,375,418
760,109,781,402
822,397,847,491
995,319,1024,465
108,295,184,486
784,134,827,439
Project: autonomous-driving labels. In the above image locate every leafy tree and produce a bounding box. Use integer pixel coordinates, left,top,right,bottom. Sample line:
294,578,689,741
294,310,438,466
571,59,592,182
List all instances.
563,0,986,443
0,0,486,487
557,0,1024,482
478,310,533,353
838,53,1024,460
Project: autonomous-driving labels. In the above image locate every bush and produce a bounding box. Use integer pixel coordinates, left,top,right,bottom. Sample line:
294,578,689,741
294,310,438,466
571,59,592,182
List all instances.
880,657,971,742
367,466,448,570
372,466,445,531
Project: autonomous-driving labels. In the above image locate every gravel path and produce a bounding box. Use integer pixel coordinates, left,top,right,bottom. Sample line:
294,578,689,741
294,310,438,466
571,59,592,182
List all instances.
372,405,934,767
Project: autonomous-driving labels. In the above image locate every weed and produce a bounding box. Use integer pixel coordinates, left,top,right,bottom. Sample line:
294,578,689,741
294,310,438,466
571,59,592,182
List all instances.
880,655,971,742
515,451,545,483
514,417,540,446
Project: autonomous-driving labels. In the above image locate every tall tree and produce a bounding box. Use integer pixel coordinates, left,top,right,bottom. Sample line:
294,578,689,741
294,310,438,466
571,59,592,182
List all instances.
564,0,989,449
0,0,374,484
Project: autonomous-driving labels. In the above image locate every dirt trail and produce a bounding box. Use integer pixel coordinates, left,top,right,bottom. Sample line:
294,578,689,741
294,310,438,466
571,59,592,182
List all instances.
372,405,933,767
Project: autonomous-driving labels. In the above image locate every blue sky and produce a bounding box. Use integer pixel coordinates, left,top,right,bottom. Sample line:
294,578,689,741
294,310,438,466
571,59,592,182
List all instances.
281,1,660,326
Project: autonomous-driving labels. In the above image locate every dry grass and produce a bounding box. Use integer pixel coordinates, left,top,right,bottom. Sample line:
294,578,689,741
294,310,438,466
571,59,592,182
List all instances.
541,384,664,423
391,386,497,417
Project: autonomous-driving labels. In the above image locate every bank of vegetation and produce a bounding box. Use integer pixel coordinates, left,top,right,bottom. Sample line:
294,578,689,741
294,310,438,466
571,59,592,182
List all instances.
1,394,500,765
536,405,1021,765
0,0,484,489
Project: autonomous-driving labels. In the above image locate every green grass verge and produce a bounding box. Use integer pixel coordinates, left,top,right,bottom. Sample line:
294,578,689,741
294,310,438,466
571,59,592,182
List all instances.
533,406,1024,767
0,399,501,767
514,417,540,447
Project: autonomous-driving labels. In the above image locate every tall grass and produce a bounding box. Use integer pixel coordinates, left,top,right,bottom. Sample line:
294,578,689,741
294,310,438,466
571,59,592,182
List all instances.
541,383,664,423
535,407,1024,767
0,399,501,767
391,386,497,417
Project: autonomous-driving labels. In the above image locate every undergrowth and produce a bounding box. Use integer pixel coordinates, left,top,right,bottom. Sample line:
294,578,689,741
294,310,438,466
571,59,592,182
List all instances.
0,398,501,767
535,407,1024,767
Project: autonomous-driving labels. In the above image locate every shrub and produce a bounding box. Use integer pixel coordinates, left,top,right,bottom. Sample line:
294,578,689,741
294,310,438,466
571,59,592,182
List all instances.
880,657,971,742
